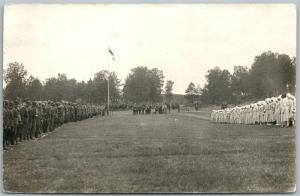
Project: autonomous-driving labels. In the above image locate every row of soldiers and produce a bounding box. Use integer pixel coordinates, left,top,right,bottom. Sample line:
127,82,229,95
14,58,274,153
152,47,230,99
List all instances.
3,100,106,149
211,93,296,127
132,103,169,115
132,103,153,115
132,103,180,115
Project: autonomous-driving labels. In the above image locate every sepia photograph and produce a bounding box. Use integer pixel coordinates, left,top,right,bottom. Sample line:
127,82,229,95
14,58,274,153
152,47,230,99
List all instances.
2,3,296,193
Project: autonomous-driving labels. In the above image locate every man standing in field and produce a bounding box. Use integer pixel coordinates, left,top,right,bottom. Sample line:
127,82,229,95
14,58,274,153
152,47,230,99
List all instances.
280,94,289,128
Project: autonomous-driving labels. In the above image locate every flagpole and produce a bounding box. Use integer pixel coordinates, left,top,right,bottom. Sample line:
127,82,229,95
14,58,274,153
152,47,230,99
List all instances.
107,47,110,116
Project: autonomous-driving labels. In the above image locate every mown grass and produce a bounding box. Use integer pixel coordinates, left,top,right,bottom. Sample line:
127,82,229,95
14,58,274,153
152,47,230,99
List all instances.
3,111,295,193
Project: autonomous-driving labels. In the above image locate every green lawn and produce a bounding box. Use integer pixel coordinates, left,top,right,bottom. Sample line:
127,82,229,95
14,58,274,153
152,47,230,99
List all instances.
3,111,295,193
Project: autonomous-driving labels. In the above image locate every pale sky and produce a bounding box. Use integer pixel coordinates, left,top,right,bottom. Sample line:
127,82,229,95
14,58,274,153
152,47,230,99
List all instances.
3,4,296,94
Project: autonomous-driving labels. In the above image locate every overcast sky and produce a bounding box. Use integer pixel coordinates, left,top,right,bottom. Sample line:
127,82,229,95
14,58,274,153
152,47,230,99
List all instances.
4,4,296,94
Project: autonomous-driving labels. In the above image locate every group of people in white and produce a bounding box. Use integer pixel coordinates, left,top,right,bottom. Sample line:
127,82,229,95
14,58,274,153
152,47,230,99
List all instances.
211,93,296,128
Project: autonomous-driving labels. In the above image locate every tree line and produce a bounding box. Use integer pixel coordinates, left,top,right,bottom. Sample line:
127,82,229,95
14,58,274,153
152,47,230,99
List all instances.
4,51,295,106
4,62,174,105
185,51,296,105
4,62,122,104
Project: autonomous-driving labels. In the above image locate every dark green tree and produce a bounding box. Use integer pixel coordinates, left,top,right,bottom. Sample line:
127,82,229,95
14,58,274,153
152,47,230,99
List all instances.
184,82,199,104
201,67,232,104
4,62,28,100
164,80,174,103
248,51,296,98
91,70,121,104
231,66,250,102
123,66,164,103
25,76,43,100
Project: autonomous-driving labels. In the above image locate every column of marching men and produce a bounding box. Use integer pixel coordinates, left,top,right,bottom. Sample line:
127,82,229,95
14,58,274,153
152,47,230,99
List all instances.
3,100,106,149
211,93,296,128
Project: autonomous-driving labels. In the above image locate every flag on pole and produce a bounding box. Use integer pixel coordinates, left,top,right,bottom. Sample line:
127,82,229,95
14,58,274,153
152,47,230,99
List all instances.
108,48,115,61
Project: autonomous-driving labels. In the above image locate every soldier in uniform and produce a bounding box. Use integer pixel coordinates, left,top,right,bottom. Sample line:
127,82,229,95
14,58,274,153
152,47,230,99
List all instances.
20,101,29,140
58,103,64,127
49,102,55,132
133,103,137,115
11,101,21,145
145,104,151,114
3,99,106,148
195,102,199,111
27,101,34,139
30,101,38,138
167,103,171,113
42,102,49,133
3,100,10,149
53,103,59,130
35,102,42,138
177,103,180,113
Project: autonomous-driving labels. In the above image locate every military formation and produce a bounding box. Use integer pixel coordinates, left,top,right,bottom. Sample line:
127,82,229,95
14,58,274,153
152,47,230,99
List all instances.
132,103,180,115
211,93,296,128
3,100,106,149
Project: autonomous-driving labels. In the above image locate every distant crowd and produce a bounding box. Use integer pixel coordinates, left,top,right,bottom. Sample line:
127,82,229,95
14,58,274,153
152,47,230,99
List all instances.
132,103,180,115
3,100,106,149
211,93,296,128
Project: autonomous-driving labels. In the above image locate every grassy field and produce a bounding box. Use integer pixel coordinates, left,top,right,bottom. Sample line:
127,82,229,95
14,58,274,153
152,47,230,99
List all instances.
3,110,295,193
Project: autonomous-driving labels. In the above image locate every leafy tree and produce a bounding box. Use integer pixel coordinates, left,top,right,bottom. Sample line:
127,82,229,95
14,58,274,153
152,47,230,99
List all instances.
200,52,296,105
44,77,59,101
25,76,43,100
75,81,88,103
108,72,122,103
91,70,121,104
184,82,200,104
248,51,296,98
164,80,174,103
196,84,202,95
85,79,95,103
123,66,164,103
149,68,164,102
201,67,232,104
67,78,78,101
289,57,296,94
248,51,277,98
231,66,250,102
279,54,296,94
4,62,28,100
3,62,122,104
43,74,76,101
